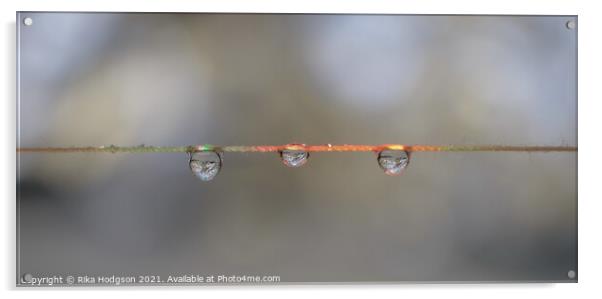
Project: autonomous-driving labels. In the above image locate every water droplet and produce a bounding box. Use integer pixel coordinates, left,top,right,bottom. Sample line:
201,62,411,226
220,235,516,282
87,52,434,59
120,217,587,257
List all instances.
189,151,222,181
280,147,309,167
377,150,409,175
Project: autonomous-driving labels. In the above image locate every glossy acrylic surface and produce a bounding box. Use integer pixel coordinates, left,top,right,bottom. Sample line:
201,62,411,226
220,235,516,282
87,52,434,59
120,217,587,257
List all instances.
17,13,577,284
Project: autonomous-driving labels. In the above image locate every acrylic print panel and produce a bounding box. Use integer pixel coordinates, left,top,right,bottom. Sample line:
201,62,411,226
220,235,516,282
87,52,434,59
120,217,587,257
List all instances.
16,13,577,285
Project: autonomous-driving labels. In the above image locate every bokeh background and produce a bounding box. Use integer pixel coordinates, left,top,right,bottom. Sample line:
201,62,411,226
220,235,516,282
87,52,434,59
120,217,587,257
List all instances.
17,13,577,283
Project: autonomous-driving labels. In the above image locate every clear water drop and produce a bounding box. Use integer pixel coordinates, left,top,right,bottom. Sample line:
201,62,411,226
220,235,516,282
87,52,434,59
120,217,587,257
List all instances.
189,151,222,181
280,148,309,167
377,150,409,175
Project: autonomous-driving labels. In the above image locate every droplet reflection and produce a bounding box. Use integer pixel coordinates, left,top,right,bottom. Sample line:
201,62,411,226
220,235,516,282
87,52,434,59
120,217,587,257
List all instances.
189,151,222,181
280,147,309,167
377,150,409,175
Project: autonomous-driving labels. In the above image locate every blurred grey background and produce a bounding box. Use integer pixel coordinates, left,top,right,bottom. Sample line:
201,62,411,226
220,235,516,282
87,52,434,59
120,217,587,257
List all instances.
17,13,577,283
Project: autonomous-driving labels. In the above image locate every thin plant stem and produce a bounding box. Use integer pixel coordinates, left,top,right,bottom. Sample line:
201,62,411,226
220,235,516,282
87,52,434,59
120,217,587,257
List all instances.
16,144,578,154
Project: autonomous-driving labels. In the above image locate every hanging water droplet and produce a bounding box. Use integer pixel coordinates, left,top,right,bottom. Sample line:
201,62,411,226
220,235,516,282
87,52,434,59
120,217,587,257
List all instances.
189,151,222,181
279,147,309,167
377,150,409,175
